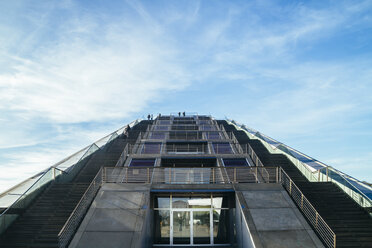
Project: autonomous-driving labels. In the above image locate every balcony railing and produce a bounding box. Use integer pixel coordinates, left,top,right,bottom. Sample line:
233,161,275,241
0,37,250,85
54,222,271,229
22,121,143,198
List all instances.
102,166,279,184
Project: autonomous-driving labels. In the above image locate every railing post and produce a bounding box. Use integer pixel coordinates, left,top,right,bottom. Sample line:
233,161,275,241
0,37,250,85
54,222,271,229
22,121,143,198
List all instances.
315,212,319,227
318,169,320,182
276,167,279,183
147,168,150,183
125,167,128,183
234,168,236,183
255,166,258,183
301,194,304,209
212,168,215,184
326,167,329,182
289,180,292,194
334,234,336,248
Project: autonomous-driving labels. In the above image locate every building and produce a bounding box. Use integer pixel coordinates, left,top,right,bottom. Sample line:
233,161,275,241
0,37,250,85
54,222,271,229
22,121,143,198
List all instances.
0,114,371,248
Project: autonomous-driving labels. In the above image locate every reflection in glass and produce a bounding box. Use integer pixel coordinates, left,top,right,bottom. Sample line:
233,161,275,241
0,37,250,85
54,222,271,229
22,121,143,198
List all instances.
173,211,190,244
155,197,170,208
154,210,170,244
172,197,212,208
213,209,229,244
193,211,210,244
172,197,190,208
212,197,223,209
189,198,211,208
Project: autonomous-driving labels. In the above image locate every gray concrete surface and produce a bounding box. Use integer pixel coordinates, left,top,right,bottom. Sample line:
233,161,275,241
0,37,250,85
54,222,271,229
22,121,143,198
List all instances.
236,184,324,248
69,183,151,248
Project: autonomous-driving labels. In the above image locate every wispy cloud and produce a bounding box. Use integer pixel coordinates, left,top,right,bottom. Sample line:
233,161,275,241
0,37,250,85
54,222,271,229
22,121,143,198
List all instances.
1,0,372,193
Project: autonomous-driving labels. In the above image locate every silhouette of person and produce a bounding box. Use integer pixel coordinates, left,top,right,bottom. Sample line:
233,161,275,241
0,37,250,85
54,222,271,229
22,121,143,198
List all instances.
147,114,150,120
183,112,185,117
178,112,181,117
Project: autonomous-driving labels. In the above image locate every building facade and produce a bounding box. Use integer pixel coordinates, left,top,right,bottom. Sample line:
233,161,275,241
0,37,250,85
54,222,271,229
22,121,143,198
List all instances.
0,114,372,248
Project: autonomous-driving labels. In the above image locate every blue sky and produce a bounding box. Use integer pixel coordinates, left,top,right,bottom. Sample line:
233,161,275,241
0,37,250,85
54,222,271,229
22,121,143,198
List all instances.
1,0,372,193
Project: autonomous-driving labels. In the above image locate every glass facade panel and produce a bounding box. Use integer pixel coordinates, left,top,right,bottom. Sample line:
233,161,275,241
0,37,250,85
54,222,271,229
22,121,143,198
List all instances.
193,211,210,244
129,159,155,167
212,143,233,154
154,126,169,131
173,211,190,244
154,210,170,244
172,197,190,208
150,132,166,139
155,197,170,208
205,131,221,140
141,142,162,154
213,209,230,244
223,158,248,167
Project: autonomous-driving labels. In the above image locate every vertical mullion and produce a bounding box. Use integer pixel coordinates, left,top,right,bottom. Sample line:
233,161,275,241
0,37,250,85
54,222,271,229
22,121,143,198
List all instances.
210,208,214,245
190,210,193,245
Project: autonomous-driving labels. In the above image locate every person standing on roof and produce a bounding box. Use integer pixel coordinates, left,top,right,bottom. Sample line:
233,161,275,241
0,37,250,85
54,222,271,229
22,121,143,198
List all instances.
147,114,150,120
178,112,181,117
183,112,185,117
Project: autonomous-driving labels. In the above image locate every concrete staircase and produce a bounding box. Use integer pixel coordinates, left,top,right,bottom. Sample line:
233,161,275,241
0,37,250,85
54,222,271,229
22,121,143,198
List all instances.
0,121,152,248
218,120,372,247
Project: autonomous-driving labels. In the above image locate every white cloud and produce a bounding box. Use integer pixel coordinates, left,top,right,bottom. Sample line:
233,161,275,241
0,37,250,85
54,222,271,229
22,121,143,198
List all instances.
0,5,190,124
1,0,372,193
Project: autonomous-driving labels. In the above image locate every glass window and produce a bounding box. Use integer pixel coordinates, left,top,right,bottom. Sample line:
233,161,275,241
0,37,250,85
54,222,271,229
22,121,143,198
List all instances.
154,125,169,131
155,197,170,208
223,158,248,167
172,196,190,208
193,211,210,244
205,131,221,140
200,125,216,131
154,210,170,244
150,132,166,139
173,211,190,244
212,143,233,154
129,159,156,167
141,142,162,154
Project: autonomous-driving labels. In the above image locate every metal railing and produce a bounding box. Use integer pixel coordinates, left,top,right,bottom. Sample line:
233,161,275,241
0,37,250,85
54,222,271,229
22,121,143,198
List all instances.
0,167,66,235
120,142,250,155
281,169,336,248
243,143,265,167
228,118,372,210
103,167,154,183
115,143,130,167
58,169,103,248
225,166,278,183
102,166,280,184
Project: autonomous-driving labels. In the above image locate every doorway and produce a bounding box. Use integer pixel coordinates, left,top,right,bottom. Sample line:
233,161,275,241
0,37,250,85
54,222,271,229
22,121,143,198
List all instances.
153,194,232,246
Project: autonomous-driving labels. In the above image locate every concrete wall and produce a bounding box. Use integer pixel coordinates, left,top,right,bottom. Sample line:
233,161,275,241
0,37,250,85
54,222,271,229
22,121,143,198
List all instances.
235,194,255,248
235,184,324,248
69,183,151,248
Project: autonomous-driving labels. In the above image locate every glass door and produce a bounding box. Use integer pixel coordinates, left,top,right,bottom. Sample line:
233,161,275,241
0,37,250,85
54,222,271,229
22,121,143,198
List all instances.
154,194,230,246
172,211,191,244
193,211,211,244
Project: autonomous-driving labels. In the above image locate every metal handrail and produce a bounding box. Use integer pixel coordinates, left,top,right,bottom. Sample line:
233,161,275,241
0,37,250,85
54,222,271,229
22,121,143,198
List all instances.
58,168,103,248
230,131,244,154
115,143,130,167
243,143,264,167
127,142,250,155
228,119,372,208
103,166,280,184
0,167,53,216
280,169,336,248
